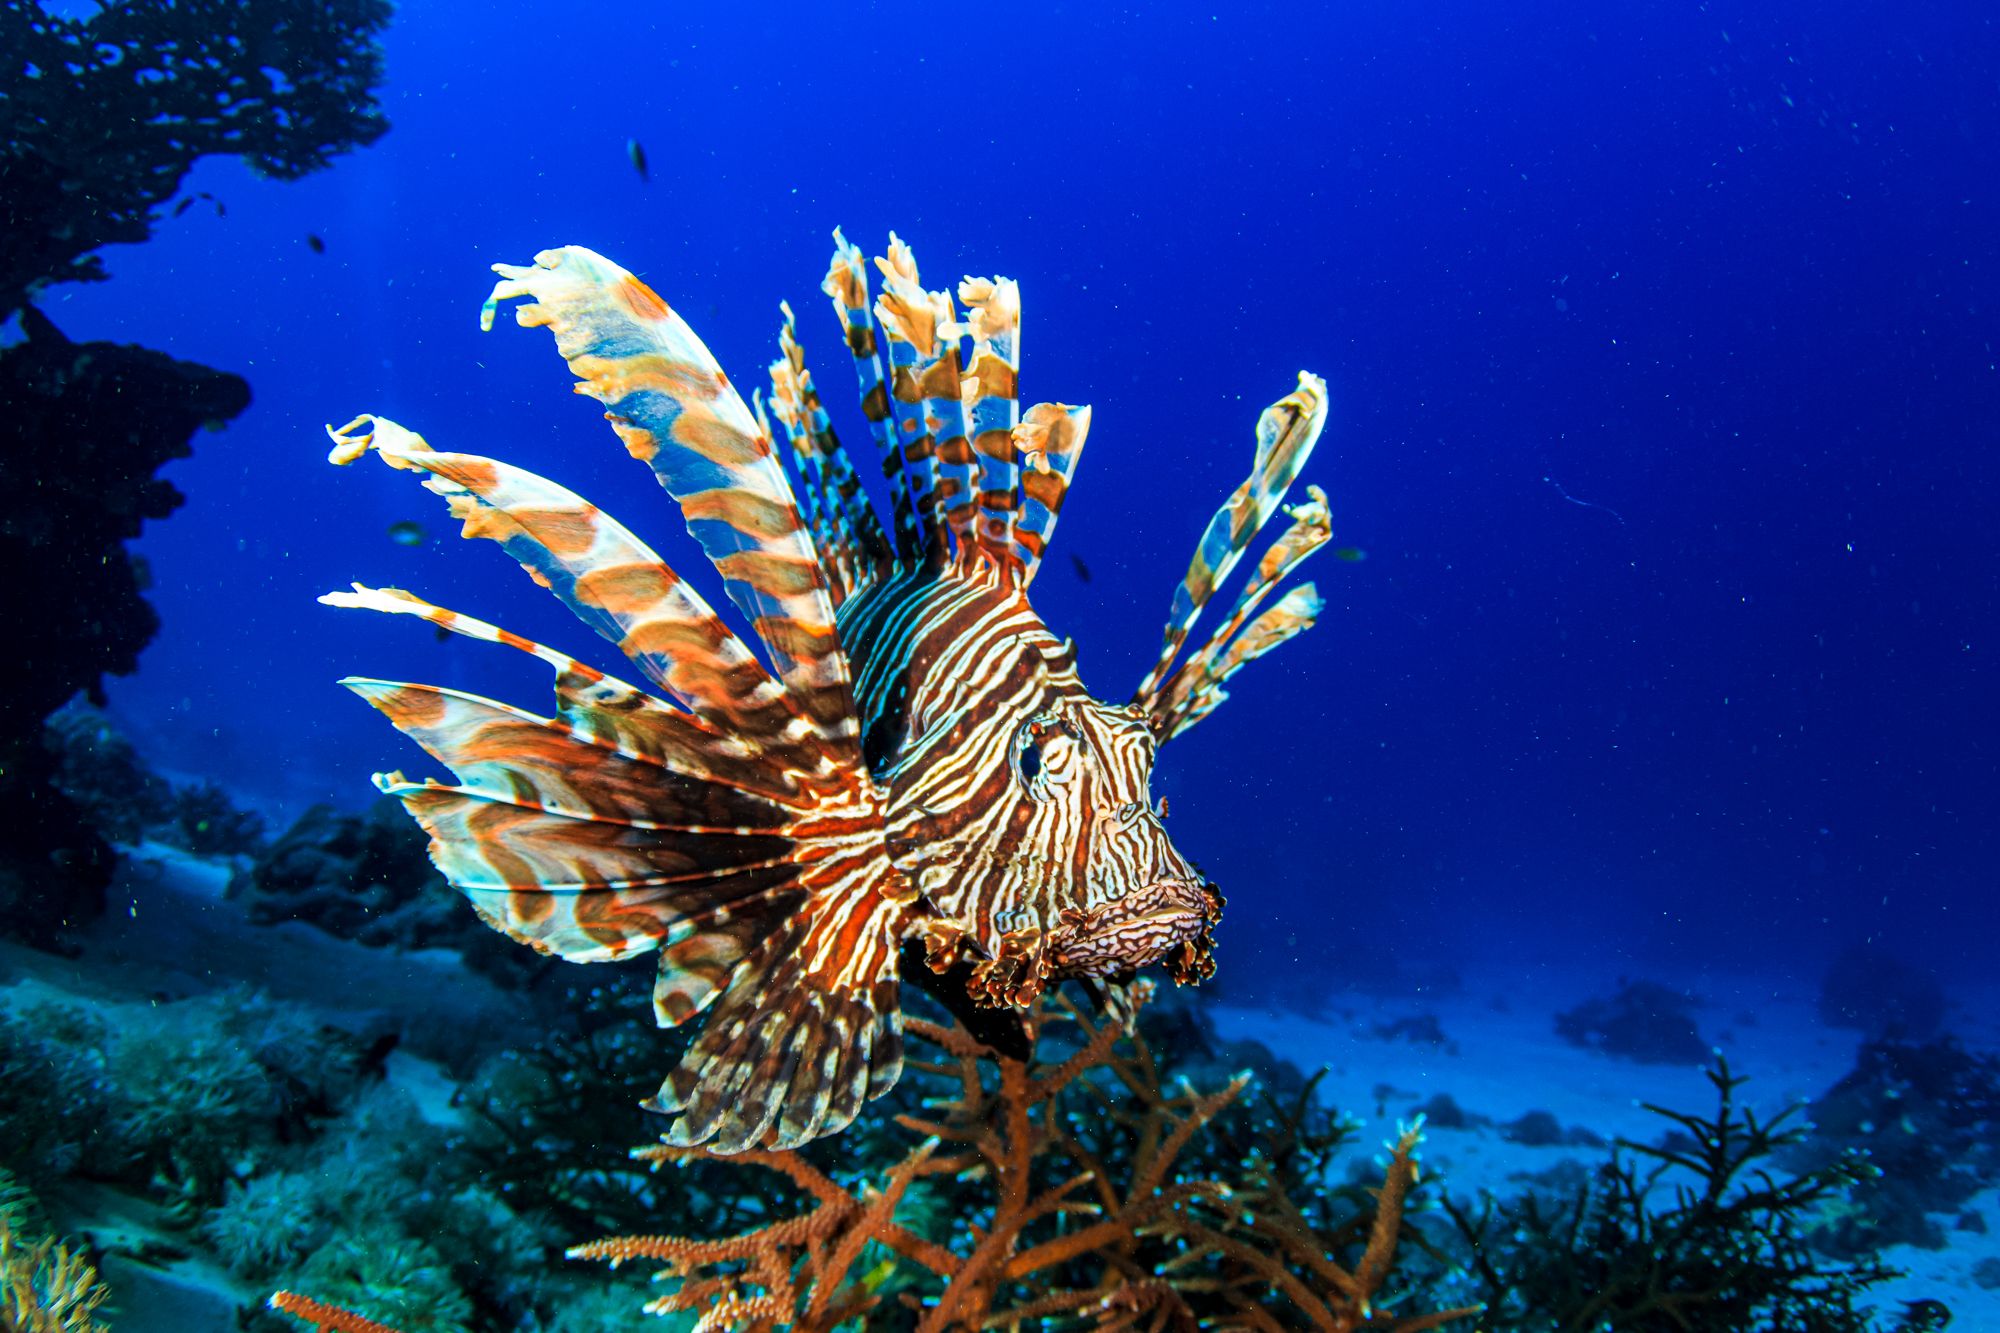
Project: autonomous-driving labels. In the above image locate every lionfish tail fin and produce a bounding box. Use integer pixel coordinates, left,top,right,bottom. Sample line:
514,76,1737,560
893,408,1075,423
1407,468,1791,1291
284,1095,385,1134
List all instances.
1133,372,1330,729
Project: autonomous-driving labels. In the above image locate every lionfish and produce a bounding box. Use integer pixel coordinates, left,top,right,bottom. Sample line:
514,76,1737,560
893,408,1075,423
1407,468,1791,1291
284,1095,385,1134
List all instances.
325,234,1333,1152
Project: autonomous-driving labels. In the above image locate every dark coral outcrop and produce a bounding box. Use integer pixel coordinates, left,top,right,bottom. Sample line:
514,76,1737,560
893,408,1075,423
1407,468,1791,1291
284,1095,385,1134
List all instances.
0,0,390,945
0,0,391,315
0,308,248,943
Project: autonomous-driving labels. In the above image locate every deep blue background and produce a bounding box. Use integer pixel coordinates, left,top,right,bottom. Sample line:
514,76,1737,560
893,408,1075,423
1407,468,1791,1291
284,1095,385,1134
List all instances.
48,1,1999,990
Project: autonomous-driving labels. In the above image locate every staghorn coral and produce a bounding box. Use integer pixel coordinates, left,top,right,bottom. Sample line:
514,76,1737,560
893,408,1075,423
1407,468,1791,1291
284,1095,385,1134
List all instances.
570,983,1478,1331
1441,1059,1901,1331
270,1290,409,1333
0,1206,111,1333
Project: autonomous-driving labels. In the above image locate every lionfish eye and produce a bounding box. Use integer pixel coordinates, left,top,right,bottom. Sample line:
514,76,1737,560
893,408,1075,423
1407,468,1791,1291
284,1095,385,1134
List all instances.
1011,714,1077,799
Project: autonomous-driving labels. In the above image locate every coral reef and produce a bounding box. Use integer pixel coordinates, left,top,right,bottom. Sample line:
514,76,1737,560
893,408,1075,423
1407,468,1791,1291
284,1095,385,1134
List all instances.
569,984,1478,1331
0,0,390,948
0,1170,112,1333
0,305,247,945
163,780,268,858
46,704,267,858
1441,1060,1901,1330
1553,978,1710,1065
0,987,365,1214
44,704,175,845
1786,1036,2000,1255
1818,944,1947,1043
0,0,391,316
230,799,550,989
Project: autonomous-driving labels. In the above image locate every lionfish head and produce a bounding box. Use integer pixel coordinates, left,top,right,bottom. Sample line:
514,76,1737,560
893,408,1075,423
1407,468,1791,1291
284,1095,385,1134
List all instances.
873,574,1222,1008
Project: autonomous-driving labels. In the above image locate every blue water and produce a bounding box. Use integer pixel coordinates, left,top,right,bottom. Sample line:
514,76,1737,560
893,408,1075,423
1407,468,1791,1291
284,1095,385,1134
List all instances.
53,0,1999,998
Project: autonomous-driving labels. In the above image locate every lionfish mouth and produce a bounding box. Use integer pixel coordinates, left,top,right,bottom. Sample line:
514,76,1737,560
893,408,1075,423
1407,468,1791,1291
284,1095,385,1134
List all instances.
1046,878,1225,984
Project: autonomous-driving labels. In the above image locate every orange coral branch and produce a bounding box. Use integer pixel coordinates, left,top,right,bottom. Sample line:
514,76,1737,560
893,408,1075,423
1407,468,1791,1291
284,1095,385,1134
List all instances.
268,1291,407,1333
571,986,1473,1333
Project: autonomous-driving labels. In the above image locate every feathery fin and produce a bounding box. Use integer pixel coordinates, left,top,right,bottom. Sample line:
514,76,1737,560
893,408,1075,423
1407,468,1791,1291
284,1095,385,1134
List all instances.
822,228,924,561
481,246,860,758
1134,372,1329,713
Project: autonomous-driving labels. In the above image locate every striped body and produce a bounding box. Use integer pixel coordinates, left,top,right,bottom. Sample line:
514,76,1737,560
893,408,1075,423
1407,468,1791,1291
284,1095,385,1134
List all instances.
840,565,1217,1007
327,234,1334,1152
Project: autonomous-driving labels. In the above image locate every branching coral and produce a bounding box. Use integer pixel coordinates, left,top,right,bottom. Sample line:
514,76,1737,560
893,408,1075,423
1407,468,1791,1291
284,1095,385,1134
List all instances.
1441,1059,1899,1331
570,983,1478,1332
0,1206,111,1333
269,1290,409,1333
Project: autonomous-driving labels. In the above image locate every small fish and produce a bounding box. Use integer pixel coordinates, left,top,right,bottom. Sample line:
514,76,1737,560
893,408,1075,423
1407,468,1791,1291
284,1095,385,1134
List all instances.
1070,552,1092,583
329,235,1336,1155
306,233,326,254
626,137,648,182
171,197,196,218
386,520,425,546
1332,545,1367,562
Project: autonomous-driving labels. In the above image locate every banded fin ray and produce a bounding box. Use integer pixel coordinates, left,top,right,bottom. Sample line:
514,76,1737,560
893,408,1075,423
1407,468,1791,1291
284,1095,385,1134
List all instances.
1133,371,1329,712
1152,582,1326,740
768,303,888,602
1010,401,1093,584
340,679,794,835
1147,484,1332,737
872,234,964,550
821,228,925,562
326,416,830,769
321,585,814,802
957,275,1026,570
392,785,804,962
482,246,860,759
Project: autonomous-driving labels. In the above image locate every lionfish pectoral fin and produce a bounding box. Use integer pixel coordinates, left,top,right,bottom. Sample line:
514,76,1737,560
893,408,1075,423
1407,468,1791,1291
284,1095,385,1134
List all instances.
898,939,1036,1063
651,879,907,1153
1076,974,1147,1034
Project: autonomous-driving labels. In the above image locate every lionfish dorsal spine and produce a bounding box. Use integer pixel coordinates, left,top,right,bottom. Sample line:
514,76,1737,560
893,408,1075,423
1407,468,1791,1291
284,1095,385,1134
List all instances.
321,415,841,767
767,300,892,605
958,275,1026,572
822,228,926,565
1133,372,1332,735
872,233,974,557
